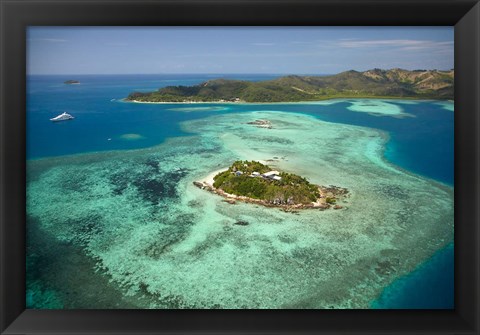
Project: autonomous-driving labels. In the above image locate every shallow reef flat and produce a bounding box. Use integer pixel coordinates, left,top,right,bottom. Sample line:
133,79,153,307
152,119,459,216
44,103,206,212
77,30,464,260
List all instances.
434,101,455,112
345,99,414,117
279,98,430,117
166,106,230,113
27,110,453,309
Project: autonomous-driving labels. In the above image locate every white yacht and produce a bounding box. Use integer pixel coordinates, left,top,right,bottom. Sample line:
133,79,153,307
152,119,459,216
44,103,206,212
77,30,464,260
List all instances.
50,112,74,122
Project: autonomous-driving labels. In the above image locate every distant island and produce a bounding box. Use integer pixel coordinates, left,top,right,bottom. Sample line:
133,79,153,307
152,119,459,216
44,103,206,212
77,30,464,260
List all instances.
64,80,80,85
194,160,348,211
126,68,453,103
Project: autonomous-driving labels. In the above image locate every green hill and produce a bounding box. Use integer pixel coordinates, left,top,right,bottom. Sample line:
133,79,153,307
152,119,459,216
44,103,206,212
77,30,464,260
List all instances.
126,69,454,103
212,161,320,205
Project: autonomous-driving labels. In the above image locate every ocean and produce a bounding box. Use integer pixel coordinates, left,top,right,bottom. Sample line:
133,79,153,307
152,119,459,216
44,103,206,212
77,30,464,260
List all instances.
26,74,454,309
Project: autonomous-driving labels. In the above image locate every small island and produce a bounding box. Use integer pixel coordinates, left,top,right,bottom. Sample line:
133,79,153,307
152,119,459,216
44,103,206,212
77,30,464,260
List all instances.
194,161,348,211
64,80,80,85
125,68,453,103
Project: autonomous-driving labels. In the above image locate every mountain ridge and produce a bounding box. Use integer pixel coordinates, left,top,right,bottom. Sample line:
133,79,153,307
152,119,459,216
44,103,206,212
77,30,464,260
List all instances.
126,69,454,103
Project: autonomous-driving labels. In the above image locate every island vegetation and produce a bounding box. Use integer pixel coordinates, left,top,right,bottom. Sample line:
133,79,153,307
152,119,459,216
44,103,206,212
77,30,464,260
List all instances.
193,161,349,210
126,68,453,103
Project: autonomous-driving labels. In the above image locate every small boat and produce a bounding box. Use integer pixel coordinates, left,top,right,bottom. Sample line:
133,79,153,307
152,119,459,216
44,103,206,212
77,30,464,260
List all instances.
50,112,74,122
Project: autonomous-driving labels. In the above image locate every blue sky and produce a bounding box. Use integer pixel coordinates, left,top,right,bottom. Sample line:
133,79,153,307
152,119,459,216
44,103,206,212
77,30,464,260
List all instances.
27,27,454,75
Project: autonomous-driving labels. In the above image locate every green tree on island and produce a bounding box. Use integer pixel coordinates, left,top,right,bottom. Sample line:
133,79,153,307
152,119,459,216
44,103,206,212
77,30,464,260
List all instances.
213,161,320,205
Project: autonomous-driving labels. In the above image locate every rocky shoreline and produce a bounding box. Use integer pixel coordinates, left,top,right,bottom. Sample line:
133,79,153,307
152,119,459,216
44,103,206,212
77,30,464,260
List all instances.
193,180,349,212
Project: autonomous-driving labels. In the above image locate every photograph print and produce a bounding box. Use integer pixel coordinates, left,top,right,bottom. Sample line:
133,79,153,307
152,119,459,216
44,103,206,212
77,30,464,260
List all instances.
26,26,454,309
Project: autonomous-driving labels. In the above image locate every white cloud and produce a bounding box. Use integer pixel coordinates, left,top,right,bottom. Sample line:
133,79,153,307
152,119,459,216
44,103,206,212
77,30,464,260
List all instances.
337,39,453,52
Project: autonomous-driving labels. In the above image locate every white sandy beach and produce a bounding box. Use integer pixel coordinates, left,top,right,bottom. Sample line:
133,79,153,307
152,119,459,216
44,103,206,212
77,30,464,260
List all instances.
200,168,228,186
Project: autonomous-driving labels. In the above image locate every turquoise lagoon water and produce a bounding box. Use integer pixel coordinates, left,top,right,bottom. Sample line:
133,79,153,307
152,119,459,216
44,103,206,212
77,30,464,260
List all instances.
27,74,278,159
27,74,454,309
28,75,454,186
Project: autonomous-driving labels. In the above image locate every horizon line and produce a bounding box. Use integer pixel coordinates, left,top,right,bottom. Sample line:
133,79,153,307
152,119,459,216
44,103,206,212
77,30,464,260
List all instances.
27,68,454,76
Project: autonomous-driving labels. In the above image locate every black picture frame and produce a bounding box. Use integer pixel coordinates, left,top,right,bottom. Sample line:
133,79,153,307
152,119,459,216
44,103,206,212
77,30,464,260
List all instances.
1,0,479,334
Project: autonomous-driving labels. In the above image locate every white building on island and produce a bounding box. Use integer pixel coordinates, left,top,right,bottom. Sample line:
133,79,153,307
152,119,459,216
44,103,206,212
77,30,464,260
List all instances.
262,171,282,181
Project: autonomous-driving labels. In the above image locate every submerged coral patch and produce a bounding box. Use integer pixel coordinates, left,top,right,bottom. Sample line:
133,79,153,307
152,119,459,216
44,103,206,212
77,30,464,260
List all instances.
167,106,229,112
119,133,145,140
345,100,413,117
27,110,453,309
435,101,454,112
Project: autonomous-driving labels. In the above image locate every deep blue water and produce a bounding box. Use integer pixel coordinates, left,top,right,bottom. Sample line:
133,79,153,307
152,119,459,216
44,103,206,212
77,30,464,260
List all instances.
229,101,454,185
301,102,454,186
27,74,280,159
372,243,454,309
27,74,454,186
27,74,454,309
